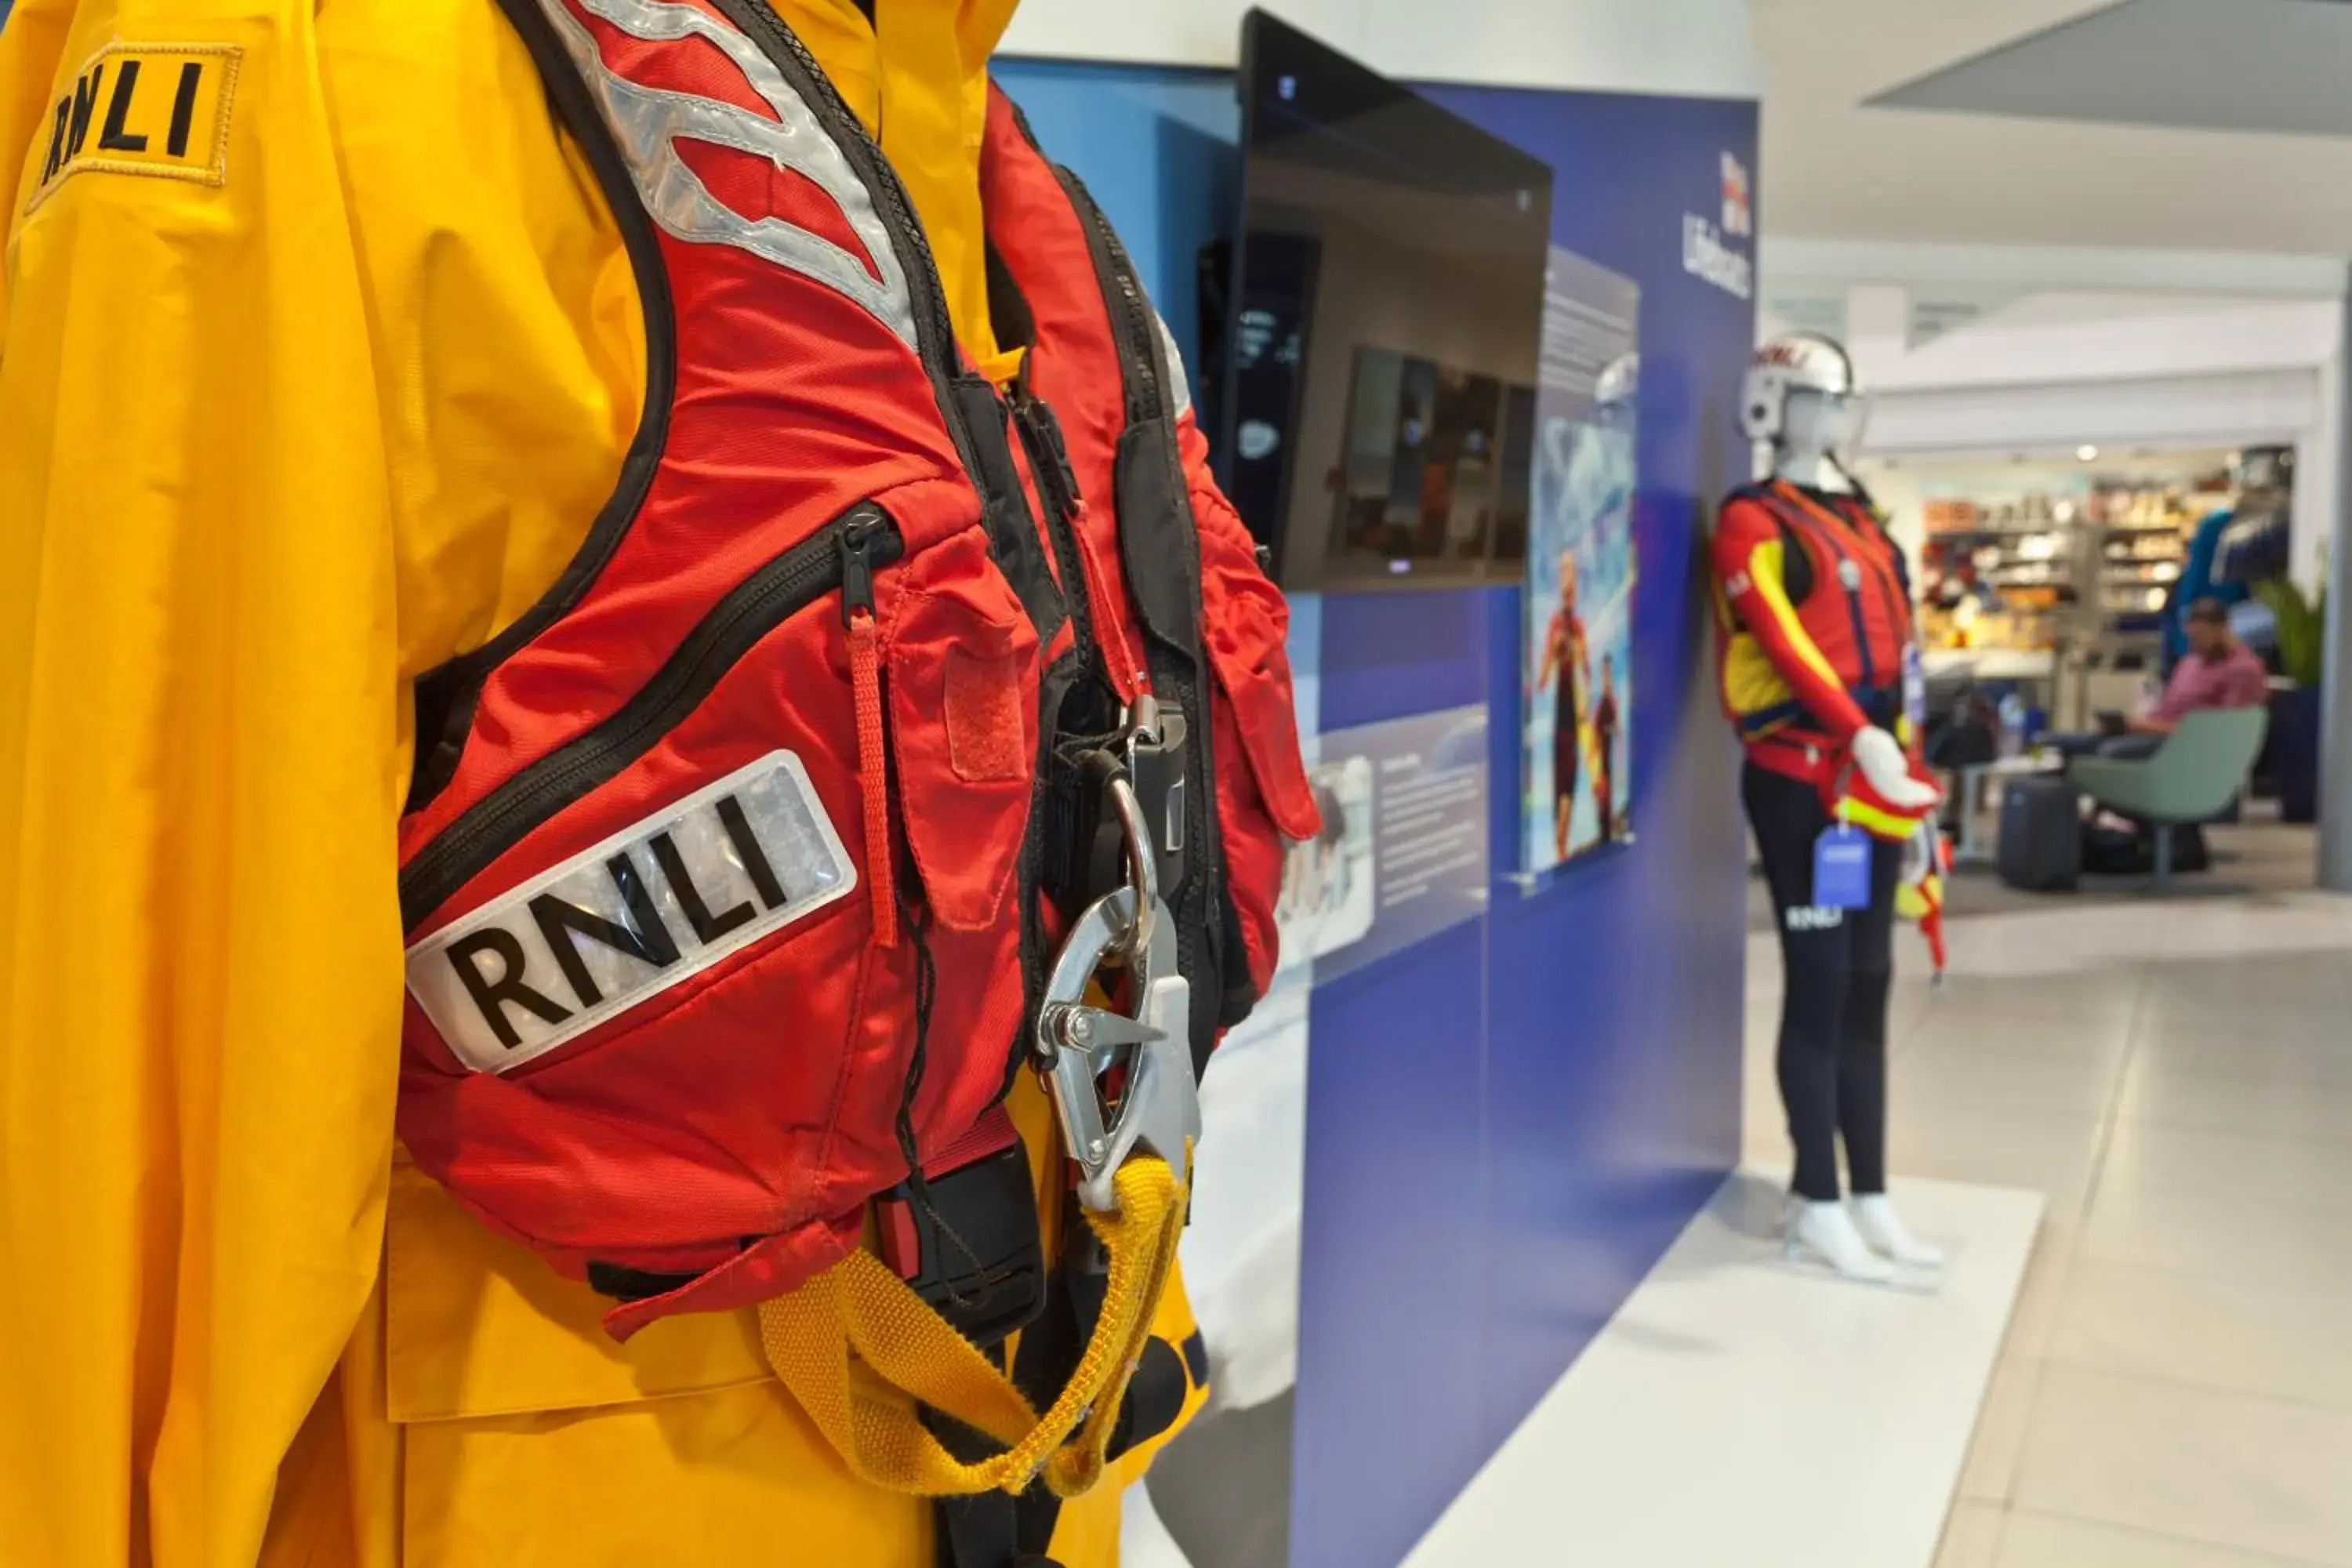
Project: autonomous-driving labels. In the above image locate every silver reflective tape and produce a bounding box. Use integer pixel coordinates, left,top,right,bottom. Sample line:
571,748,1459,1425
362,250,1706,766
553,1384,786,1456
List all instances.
535,0,917,348
406,752,856,1075
1155,310,1193,420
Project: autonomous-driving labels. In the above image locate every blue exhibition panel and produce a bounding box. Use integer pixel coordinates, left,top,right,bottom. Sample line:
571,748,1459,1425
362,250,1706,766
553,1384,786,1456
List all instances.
1431,82,1757,1461
1000,56,1756,1568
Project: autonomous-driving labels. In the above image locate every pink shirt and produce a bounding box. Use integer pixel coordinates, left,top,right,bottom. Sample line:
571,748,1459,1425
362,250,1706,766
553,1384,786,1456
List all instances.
2154,644,2269,724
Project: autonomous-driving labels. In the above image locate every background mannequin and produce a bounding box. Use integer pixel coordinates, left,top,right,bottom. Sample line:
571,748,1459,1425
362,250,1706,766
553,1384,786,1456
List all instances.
2163,446,2288,673
1711,334,1944,1283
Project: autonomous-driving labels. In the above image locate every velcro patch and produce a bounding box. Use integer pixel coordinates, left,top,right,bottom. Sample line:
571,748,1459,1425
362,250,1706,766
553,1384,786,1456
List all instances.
26,43,241,215
405,753,857,1075
944,647,1027,782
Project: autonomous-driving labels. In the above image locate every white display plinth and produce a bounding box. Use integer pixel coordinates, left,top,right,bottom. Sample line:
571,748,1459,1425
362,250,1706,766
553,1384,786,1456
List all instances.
1403,1171,2043,1568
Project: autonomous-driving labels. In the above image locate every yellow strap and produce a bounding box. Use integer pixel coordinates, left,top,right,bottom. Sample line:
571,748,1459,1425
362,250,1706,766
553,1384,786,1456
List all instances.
1842,797,1922,842
760,1154,1188,1499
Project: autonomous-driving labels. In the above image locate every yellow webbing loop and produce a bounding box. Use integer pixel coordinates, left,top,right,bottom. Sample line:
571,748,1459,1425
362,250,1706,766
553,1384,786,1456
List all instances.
759,1153,1188,1499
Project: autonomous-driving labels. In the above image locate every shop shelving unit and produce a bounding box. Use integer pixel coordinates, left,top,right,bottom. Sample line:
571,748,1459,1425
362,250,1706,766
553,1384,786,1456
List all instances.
1906,463,2234,728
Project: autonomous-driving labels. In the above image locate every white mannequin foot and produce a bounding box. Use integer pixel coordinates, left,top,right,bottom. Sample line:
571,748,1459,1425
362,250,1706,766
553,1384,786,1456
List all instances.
1786,1200,1895,1283
1852,1194,1946,1268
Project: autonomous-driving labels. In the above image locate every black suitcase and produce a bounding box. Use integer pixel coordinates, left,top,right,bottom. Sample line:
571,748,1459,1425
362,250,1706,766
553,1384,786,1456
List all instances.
1998,775,2082,892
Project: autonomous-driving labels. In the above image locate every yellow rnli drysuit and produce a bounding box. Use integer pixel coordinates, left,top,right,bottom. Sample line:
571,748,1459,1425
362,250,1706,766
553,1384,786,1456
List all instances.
0,0,1202,1562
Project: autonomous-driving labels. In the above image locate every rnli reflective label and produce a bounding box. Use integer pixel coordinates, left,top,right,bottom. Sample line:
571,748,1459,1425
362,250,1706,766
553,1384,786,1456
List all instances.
406,753,856,1074
27,45,241,215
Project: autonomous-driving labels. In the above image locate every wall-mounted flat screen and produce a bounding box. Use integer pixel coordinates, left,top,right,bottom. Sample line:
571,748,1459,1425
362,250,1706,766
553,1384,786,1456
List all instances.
1218,9,1553,593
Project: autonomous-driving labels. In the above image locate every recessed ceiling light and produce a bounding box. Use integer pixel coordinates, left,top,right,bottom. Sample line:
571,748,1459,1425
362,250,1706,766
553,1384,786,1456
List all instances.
2078,445,2100,462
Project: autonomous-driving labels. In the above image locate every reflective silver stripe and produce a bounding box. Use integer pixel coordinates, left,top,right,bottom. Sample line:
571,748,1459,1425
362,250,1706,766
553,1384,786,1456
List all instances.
535,0,917,349
1153,310,1192,421
405,752,857,1075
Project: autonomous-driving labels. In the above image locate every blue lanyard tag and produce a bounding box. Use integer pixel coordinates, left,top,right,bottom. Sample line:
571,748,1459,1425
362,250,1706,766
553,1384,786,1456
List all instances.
1902,645,1926,733
1813,822,1873,910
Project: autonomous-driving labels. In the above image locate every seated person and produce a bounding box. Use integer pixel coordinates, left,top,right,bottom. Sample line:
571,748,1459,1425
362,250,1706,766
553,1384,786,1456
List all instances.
2049,597,2268,760
2107,596,2270,755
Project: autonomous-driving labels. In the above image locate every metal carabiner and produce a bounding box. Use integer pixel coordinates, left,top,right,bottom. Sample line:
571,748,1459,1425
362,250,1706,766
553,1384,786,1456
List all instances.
1103,771,1158,960
1123,692,1163,771
1033,885,1198,1213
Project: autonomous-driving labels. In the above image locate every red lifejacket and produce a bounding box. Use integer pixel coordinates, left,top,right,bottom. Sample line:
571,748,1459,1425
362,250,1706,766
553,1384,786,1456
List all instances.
394,0,1316,1341
1711,479,1915,781
978,88,1322,1028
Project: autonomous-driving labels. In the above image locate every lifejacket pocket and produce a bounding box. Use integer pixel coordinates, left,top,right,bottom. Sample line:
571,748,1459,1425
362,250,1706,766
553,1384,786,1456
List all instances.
1200,549,1321,998
886,523,1041,935
395,481,1047,1334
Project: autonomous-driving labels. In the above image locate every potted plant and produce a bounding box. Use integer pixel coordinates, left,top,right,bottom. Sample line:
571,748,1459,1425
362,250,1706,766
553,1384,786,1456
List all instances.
2255,576,2328,824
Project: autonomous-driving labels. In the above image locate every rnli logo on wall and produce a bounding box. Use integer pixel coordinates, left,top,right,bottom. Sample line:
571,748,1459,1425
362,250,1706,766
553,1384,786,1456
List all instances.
27,43,241,214
1684,149,1755,302
405,753,857,1074
1721,152,1753,238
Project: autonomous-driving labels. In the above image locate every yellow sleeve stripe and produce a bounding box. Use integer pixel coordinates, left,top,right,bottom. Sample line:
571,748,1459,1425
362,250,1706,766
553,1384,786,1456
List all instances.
1744,538,1846,695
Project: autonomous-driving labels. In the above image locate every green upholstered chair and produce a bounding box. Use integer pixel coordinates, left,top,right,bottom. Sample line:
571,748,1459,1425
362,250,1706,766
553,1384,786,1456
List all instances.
2066,706,2271,887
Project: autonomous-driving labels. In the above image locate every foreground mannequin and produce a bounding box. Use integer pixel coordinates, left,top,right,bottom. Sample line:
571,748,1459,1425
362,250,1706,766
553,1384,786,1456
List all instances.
0,0,1324,1560
1711,335,1945,1284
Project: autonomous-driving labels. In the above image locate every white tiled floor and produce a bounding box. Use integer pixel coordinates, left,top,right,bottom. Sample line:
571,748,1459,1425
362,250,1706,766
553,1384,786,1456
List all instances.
1744,861,2352,1568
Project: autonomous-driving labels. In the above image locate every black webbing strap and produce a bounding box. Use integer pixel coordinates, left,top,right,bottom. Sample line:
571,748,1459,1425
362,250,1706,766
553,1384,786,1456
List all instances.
928,1206,1090,1568
928,1410,1062,1568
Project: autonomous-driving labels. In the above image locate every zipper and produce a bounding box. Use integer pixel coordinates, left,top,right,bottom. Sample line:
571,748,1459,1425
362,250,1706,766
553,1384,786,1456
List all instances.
1862,548,1907,710
1780,481,1879,693
399,506,906,931
1050,158,1232,1058
1839,560,1877,690
709,0,989,488
707,0,1073,1081
1857,510,1912,654
1011,388,1113,699
1053,168,1163,427
840,514,896,948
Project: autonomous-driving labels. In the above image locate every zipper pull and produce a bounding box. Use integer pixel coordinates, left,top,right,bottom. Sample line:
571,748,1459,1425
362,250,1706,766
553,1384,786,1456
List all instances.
1015,396,1082,521
838,510,880,627
838,510,895,948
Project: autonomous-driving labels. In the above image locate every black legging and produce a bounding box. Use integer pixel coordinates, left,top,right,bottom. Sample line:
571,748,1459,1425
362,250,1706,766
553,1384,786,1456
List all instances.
1744,760,1904,1203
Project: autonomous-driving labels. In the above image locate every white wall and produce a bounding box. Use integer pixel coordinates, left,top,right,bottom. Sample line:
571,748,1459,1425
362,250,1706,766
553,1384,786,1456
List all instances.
1001,0,1765,99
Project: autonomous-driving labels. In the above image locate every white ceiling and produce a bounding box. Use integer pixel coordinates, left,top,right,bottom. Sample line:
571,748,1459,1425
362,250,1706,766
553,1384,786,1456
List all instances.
1758,0,2352,255
1874,0,2352,140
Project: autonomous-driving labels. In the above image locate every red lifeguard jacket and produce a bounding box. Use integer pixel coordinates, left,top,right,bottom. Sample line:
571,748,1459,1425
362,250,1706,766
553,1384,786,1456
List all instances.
393,0,1317,1341
1712,479,1915,782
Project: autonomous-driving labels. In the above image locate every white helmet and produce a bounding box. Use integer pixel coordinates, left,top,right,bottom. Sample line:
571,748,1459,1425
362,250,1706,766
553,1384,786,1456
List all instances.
1741,332,1867,456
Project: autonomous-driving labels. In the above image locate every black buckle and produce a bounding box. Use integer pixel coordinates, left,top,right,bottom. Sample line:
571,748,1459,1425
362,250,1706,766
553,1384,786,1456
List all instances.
1077,717,1188,911
1128,707,1189,897
877,1138,1047,1350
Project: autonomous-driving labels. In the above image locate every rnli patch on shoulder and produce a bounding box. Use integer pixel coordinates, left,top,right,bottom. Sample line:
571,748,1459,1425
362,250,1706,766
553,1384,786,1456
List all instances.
26,44,242,215
405,753,857,1075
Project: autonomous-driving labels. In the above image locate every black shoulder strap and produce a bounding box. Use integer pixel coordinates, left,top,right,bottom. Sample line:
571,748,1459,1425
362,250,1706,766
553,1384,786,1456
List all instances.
1738,485,1817,607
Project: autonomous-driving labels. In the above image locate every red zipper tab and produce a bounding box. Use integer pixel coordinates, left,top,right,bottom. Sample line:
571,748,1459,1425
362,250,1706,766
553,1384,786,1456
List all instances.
840,518,896,948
